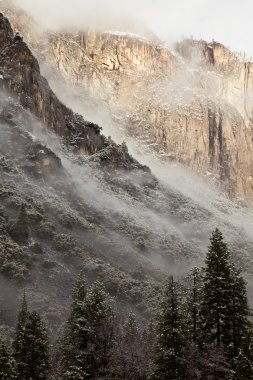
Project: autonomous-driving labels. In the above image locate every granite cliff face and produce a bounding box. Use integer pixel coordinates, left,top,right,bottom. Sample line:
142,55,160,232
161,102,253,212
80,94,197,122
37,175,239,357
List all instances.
47,33,253,199
3,1,253,200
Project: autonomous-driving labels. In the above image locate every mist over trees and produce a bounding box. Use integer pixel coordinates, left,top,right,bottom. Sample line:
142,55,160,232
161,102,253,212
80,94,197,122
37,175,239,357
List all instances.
0,228,252,380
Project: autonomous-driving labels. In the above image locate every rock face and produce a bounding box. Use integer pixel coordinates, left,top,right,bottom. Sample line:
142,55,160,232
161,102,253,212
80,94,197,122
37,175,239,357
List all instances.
0,13,107,155
2,2,253,201
45,31,253,200
42,33,253,200
47,30,177,115
0,11,147,171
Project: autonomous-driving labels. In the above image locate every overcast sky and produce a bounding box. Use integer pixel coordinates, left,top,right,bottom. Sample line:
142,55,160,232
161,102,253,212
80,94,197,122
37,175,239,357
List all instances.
13,0,253,57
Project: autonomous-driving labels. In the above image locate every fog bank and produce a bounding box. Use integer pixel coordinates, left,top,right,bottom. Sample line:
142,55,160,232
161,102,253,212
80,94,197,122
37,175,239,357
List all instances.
10,0,253,57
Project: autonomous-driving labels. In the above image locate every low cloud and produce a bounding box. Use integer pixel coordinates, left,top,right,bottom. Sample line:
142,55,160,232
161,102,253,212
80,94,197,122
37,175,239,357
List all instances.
10,0,253,57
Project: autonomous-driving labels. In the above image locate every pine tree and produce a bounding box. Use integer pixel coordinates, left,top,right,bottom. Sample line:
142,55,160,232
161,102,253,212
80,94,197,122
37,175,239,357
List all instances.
200,228,233,349
13,292,29,377
20,312,50,379
233,349,253,380
232,332,253,379
151,276,186,380
61,276,114,379
13,295,50,380
185,267,202,344
61,274,89,379
228,265,252,362
201,344,231,380
182,268,204,379
81,280,114,378
68,273,89,350
0,339,17,380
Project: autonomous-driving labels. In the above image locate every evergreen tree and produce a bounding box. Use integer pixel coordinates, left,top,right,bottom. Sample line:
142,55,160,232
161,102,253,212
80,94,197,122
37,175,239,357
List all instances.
200,228,253,373
81,280,114,378
60,274,88,379
185,267,202,344
0,339,17,380
201,344,231,380
151,276,186,380
61,276,114,379
13,295,50,380
20,312,50,379
13,292,29,377
233,349,253,380
200,228,233,349
228,265,252,361
181,268,203,378
233,334,253,379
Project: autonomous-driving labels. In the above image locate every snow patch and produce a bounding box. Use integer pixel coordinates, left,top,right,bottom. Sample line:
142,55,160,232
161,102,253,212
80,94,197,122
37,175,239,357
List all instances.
103,31,150,43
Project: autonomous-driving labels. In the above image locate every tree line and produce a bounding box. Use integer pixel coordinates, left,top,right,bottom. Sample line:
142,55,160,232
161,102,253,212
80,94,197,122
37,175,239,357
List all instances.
0,228,253,379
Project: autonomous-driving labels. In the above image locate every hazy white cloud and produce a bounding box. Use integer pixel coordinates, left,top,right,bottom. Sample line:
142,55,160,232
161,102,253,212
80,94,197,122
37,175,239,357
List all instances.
12,0,253,56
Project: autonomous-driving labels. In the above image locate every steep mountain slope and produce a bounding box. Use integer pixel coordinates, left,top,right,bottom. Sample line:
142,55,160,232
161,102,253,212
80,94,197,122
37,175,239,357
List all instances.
3,1,253,201
1,6,253,337
0,12,164,326
0,12,206,329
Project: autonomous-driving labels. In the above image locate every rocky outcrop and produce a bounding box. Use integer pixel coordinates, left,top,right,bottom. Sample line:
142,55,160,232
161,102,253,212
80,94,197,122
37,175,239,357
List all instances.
0,13,107,155
0,12,148,172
